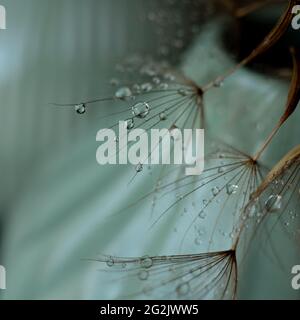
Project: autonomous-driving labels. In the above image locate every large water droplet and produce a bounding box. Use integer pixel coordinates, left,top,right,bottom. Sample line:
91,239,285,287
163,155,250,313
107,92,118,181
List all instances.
115,87,132,99
75,103,86,115
265,194,282,212
132,102,150,118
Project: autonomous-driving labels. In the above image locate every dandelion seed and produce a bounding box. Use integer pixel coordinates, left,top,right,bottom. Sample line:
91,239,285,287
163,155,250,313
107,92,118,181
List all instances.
91,250,237,299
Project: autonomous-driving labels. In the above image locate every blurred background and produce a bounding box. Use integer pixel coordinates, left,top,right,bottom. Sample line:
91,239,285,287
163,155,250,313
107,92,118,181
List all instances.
0,0,299,299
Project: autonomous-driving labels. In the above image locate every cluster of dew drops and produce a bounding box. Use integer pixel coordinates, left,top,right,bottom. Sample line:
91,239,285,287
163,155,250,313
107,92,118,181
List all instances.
74,54,195,178
105,254,192,297
69,0,300,297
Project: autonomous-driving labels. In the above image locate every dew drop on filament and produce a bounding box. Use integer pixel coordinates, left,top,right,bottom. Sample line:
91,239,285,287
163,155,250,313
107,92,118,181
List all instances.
212,186,220,196
140,256,153,269
115,87,132,99
75,103,86,115
141,83,153,92
126,118,135,130
132,102,150,118
265,194,282,213
159,112,167,121
177,88,189,96
226,184,239,195
106,257,114,267
135,163,143,173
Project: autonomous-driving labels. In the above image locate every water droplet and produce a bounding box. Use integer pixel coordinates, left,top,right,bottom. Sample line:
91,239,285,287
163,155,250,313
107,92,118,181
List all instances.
109,78,119,86
106,257,114,267
159,112,167,121
141,83,153,92
135,163,143,173
126,118,135,130
176,282,190,296
158,83,168,90
198,211,206,219
132,84,141,93
140,256,153,269
115,87,132,99
247,202,258,217
177,88,189,96
164,73,175,81
75,103,86,115
212,187,220,196
138,270,149,280
194,237,203,245
218,166,225,173
132,102,150,118
152,77,160,85
213,79,224,88
197,226,206,236
226,184,239,195
265,194,282,212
